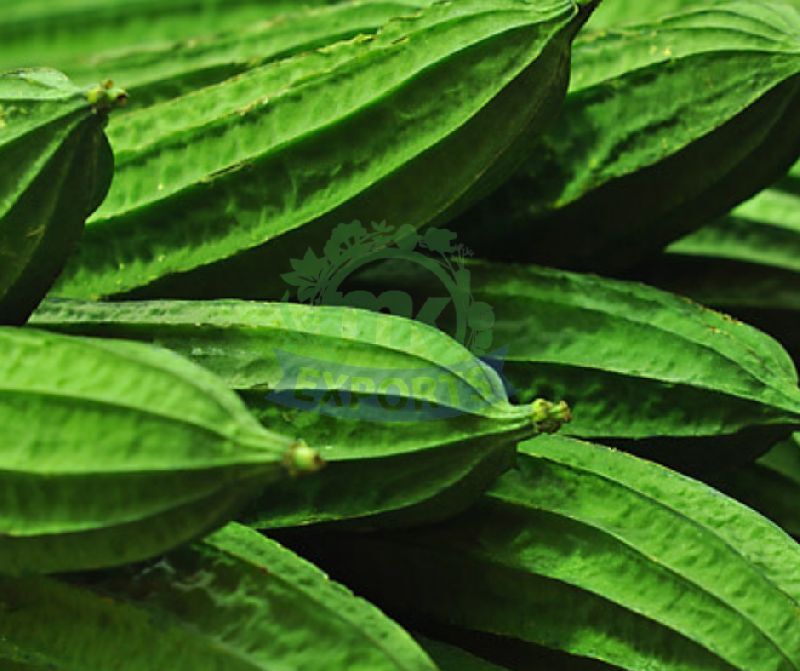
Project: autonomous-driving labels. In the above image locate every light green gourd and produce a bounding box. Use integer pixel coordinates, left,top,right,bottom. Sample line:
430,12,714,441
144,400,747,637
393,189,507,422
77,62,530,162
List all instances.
32,299,570,529
0,327,320,575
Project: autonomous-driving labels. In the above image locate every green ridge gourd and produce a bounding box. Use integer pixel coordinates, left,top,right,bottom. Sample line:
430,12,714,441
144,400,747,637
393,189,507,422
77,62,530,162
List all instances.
0,0,372,72
63,1,434,111
0,523,439,671
455,0,800,272
0,69,124,325
586,0,724,30
275,435,800,671
0,327,321,575
53,0,598,301
31,299,570,528
349,259,800,473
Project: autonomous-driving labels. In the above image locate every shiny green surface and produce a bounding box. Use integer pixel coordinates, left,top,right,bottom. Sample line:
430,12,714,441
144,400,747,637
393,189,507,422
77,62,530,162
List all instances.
0,327,306,574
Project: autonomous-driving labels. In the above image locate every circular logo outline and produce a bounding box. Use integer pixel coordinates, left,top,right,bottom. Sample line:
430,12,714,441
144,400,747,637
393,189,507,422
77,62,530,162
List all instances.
281,221,495,354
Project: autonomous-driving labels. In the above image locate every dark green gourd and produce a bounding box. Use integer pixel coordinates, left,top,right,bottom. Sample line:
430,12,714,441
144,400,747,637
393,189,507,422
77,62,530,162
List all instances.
52,0,597,301
0,69,123,324
274,435,800,671
456,0,800,273
0,523,439,671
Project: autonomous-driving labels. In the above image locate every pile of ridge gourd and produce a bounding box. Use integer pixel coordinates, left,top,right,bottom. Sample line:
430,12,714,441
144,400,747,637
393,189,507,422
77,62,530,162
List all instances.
4,0,800,669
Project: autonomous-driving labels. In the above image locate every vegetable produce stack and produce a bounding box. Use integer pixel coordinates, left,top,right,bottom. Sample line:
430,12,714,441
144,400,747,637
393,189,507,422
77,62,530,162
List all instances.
2,1,800,669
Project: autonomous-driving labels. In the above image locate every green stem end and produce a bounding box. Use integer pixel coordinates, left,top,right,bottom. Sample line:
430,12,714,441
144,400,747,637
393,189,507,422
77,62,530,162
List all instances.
531,399,572,435
284,440,326,477
86,80,129,113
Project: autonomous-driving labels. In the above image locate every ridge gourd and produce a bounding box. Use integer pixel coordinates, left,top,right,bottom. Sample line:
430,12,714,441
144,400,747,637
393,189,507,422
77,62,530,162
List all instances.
32,299,571,527
0,327,321,575
456,0,800,272
52,0,599,301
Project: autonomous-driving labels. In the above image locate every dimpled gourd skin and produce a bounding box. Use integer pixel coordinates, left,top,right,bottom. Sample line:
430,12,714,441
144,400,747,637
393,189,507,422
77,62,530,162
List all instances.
456,0,800,273
0,0,374,72
53,0,597,302
61,1,435,110
0,69,121,325
0,327,320,575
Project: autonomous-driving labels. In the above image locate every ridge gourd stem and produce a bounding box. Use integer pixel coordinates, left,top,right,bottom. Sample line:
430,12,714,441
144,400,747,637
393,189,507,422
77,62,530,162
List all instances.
531,399,573,434
284,440,326,477
86,80,129,114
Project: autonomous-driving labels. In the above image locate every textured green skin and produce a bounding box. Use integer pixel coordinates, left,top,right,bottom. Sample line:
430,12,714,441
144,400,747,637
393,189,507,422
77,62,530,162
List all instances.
0,327,302,575
456,1,800,272
53,0,592,301
643,161,800,360
587,0,723,30
279,436,800,671
0,523,438,671
417,637,509,671
0,69,113,325
64,2,432,110
718,435,800,538
352,259,800,473
0,0,360,71
242,401,523,529
32,299,544,528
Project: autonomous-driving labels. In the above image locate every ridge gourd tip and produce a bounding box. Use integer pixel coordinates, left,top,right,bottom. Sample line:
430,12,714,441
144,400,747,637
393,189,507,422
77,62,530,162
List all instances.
86,80,128,114
531,399,572,434
284,440,326,477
